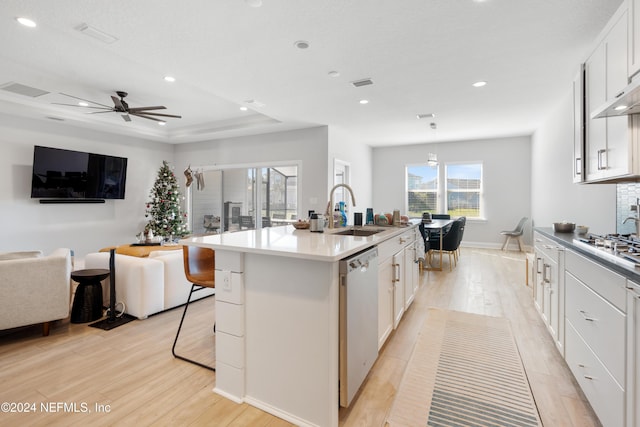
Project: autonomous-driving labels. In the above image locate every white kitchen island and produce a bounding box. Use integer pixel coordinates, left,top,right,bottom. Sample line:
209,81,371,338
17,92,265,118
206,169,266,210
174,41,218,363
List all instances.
180,222,419,427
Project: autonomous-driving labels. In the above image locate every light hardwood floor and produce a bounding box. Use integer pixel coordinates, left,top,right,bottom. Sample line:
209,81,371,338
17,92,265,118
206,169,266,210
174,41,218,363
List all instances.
0,248,600,426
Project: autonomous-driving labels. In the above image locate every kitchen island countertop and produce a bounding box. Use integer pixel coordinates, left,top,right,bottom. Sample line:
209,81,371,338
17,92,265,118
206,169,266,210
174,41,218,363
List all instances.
181,221,418,262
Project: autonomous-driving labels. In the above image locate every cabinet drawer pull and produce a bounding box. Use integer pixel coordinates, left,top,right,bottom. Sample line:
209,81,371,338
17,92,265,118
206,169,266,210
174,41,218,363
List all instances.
597,149,607,170
399,237,407,244
392,263,400,282
583,375,595,380
579,310,596,322
543,264,551,283
536,257,543,274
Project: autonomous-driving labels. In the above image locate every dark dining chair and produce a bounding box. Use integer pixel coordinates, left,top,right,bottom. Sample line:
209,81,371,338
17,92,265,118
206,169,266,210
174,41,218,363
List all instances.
418,222,430,254
439,218,464,271
172,245,216,371
456,216,467,257
428,213,452,240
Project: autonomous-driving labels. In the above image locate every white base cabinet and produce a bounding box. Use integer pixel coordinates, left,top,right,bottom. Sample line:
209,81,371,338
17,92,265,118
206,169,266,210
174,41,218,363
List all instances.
628,281,640,427
563,249,628,427
377,228,418,350
533,232,565,353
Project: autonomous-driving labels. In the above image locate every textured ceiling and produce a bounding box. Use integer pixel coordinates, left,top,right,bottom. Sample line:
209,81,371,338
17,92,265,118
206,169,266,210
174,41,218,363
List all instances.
0,0,624,145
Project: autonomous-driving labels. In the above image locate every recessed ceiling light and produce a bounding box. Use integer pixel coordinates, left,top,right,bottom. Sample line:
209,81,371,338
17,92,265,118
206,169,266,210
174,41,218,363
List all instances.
245,0,263,7
78,101,89,107
158,121,166,126
472,81,487,87
244,99,265,107
164,76,176,83
328,71,340,78
614,105,628,111
294,40,310,49
359,99,369,105
16,17,36,28
417,113,436,119
239,106,248,111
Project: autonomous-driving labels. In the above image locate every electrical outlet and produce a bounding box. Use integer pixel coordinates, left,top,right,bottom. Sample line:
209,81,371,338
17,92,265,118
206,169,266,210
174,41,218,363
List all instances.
222,271,231,290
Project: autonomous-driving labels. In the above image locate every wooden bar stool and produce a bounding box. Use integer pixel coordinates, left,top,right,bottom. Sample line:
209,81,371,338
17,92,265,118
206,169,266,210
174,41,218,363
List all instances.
172,245,215,371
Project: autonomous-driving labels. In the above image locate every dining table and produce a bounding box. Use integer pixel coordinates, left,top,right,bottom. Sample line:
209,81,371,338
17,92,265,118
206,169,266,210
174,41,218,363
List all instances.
423,218,454,271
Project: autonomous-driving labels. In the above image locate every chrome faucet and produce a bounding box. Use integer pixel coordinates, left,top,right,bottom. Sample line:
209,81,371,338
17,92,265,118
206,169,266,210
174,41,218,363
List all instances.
327,184,356,228
624,197,640,236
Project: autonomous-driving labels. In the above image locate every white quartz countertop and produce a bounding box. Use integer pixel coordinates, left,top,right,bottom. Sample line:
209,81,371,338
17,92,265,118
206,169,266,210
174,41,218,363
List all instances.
180,222,418,262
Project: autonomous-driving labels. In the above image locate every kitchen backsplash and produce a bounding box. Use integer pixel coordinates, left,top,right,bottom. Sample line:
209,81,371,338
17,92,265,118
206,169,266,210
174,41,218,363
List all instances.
617,183,640,234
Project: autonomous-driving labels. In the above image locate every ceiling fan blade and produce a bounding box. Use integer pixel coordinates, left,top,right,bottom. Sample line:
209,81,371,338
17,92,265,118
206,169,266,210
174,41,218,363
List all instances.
59,92,113,109
122,114,131,122
52,102,114,111
111,95,129,113
111,95,124,109
132,112,182,118
128,106,166,112
88,110,118,114
130,113,164,122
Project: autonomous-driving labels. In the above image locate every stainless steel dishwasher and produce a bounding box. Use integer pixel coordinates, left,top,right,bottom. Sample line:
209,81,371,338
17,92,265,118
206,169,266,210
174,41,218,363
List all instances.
339,246,379,407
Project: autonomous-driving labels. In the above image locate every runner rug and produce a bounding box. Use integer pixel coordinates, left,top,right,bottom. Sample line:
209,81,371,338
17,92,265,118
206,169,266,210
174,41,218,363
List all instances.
385,308,542,427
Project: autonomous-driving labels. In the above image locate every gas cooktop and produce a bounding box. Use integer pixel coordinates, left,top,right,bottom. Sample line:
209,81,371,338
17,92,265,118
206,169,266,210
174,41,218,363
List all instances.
573,233,640,270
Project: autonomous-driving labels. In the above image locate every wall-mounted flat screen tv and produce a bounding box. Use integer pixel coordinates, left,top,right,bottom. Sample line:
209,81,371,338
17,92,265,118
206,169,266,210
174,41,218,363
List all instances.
31,145,128,200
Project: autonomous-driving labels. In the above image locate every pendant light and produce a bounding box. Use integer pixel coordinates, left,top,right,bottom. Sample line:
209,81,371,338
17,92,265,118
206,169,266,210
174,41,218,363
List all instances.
427,122,439,166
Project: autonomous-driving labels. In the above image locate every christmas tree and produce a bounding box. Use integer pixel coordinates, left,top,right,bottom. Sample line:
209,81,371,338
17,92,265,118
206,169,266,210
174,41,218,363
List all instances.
145,160,189,238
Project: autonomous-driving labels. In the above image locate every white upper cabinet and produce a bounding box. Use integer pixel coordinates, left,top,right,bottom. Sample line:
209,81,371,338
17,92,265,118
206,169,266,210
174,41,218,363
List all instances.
573,66,585,183
629,0,640,77
585,5,635,182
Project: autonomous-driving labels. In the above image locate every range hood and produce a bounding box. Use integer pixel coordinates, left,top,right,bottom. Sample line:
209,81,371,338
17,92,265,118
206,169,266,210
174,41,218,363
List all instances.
591,78,640,119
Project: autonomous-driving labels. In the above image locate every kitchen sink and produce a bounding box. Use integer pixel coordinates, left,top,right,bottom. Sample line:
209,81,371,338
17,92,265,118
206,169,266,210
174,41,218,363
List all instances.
333,228,383,236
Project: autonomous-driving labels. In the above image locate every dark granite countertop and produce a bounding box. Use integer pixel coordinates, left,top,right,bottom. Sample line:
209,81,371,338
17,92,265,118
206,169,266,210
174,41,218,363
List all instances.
535,227,640,283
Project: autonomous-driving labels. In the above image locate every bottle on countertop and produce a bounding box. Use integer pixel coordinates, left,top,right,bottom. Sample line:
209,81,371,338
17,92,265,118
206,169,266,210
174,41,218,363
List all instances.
392,210,400,225
333,203,344,227
339,201,348,226
366,208,374,225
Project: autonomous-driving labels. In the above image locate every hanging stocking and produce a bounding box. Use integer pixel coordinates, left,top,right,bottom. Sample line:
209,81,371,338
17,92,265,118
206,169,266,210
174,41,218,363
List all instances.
184,166,193,187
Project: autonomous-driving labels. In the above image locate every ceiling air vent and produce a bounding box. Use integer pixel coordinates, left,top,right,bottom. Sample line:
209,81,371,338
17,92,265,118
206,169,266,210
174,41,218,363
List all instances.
351,78,373,88
76,23,118,44
0,82,50,98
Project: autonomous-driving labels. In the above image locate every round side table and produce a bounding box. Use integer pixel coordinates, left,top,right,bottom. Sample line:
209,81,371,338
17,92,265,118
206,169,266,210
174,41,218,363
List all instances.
71,268,110,323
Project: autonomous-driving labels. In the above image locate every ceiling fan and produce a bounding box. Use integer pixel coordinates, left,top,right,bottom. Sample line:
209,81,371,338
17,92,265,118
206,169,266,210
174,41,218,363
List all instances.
54,91,182,123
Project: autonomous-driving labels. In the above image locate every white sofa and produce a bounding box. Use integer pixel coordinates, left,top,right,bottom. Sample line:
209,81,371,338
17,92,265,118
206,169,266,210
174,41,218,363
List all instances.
0,248,72,335
83,249,214,319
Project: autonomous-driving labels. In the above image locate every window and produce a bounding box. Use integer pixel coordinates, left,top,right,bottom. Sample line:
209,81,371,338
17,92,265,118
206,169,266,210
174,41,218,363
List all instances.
406,164,439,217
445,163,482,218
406,162,483,219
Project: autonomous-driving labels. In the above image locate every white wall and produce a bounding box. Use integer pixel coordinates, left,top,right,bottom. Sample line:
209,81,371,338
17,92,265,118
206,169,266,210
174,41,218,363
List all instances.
531,90,616,236
0,114,174,257
372,136,532,247
173,126,330,219
328,128,373,219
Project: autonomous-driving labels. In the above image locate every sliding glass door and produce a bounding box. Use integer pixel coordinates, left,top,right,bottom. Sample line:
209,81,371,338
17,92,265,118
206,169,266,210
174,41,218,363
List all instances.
189,164,298,235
